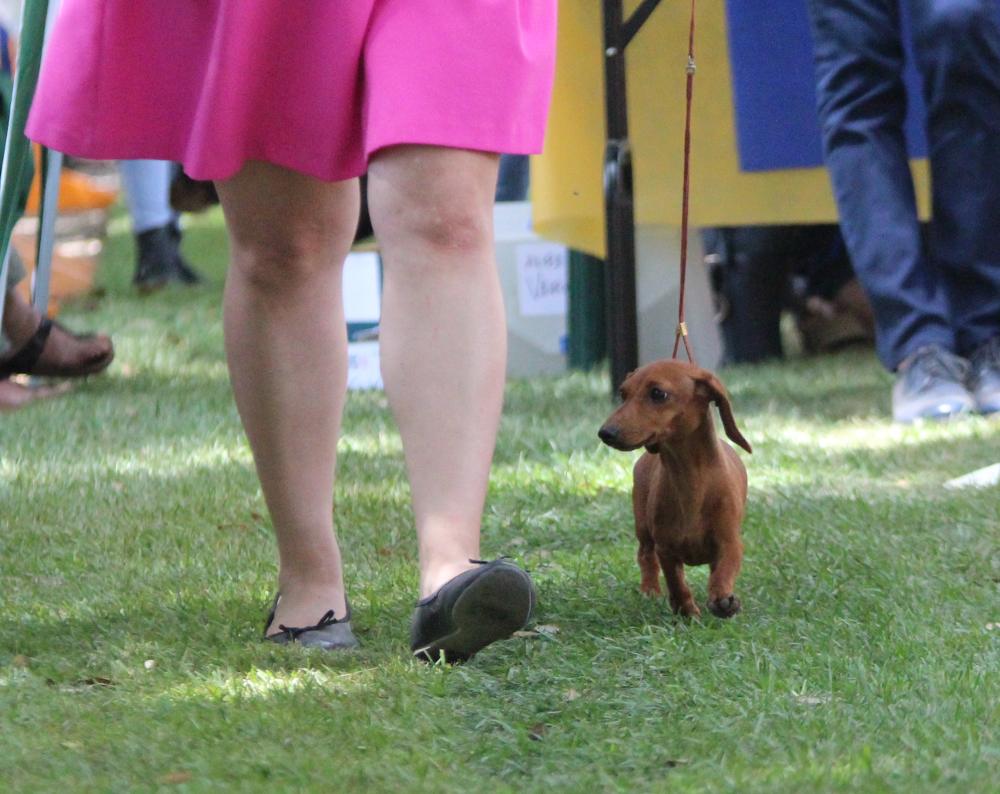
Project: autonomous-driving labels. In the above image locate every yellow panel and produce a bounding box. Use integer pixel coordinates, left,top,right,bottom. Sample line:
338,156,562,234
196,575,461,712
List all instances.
531,2,607,256
533,0,931,256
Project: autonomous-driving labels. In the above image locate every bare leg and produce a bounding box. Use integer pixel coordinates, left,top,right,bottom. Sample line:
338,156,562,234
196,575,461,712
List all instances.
2,290,39,347
707,540,743,618
215,162,359,632
660,555,699,617
367,146,505,598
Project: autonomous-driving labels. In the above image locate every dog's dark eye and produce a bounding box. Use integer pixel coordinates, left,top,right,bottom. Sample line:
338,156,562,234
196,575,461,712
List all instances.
650,387,670,404
618,388,627,403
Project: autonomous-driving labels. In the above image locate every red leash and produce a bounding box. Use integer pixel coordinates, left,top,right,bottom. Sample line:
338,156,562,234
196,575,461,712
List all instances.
672,0,697,363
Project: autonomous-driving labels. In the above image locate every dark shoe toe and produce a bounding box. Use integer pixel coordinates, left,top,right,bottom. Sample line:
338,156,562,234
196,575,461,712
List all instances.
173,256,203,285
411,560,535,663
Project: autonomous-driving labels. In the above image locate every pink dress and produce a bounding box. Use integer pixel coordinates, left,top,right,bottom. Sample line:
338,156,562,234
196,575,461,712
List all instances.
27,1,557,182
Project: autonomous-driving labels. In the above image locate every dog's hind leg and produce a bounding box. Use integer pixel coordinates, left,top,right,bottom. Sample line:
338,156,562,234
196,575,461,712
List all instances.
659,555,699,617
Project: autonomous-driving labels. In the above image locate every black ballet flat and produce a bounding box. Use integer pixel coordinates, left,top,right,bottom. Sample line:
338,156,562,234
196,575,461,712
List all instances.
410,558,536,664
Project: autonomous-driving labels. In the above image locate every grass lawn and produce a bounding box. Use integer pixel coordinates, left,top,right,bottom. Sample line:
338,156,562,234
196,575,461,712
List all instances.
2,207,998,793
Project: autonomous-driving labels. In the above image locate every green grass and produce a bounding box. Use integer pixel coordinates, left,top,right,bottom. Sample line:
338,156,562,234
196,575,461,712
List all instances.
1,207,998,792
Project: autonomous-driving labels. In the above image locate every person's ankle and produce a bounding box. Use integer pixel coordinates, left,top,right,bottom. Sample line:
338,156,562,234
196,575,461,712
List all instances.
269,575,348,634
419,559,481,600
1,297,42,354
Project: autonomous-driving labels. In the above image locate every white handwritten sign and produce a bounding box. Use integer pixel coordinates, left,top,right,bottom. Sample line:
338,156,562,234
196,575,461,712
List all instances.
343,252,381,324
516,243,568,317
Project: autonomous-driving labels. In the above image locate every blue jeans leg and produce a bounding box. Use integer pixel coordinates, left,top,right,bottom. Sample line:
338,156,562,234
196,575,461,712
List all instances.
118,159,176,234
807,0,954,370
908,0,1000,355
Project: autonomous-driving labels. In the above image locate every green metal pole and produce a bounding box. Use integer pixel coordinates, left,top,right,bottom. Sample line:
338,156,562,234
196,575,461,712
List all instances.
567,250,608,371
0,0,50,328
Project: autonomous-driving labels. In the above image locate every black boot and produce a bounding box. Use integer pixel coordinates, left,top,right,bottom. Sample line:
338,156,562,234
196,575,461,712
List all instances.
168,221,203,285
133,222,202,293
133,225,177,293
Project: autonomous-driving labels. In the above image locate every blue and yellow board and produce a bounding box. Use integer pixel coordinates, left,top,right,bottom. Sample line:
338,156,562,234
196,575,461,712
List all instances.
532,0,933,257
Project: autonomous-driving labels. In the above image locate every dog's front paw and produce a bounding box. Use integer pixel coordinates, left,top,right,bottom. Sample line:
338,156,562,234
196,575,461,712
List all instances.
640,580,662,597
707,594,741,618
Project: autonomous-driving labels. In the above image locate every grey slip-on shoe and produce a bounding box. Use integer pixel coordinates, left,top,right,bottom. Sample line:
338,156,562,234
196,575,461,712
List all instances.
263,594,360,651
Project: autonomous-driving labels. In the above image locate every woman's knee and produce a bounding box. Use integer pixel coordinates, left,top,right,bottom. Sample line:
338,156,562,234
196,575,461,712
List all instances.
385,201,492,256
229,225,344,293
218,164,360,291
367,146,498,260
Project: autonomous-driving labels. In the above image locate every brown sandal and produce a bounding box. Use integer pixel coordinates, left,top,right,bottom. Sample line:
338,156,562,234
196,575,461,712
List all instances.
0,317,114,379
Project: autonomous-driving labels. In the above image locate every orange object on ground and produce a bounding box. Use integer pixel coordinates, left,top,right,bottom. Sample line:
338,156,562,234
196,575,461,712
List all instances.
23,145,117,215
11,228,102,316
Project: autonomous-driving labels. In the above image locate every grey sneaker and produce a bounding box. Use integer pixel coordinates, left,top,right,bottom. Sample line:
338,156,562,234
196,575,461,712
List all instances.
969,336,1000,415
892,345,975,423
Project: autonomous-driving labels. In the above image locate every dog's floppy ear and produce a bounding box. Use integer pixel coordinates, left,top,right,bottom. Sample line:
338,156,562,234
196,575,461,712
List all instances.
695,371,752,454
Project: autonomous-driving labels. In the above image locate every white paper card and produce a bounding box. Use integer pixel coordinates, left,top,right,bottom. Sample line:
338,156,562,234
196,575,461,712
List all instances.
516,243,568,317
343,252,381,324
944,462,1000,490
347,341,383,390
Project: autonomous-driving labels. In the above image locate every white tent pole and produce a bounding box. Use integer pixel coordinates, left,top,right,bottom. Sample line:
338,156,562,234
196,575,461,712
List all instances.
30,0,62,316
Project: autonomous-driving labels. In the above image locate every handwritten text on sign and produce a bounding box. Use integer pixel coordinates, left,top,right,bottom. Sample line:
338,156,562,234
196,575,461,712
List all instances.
347,341,383,390
516,243,568,317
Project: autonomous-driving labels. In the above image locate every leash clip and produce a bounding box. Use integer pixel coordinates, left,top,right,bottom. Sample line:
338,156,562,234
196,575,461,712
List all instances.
676,322,689,338
686,56,696,76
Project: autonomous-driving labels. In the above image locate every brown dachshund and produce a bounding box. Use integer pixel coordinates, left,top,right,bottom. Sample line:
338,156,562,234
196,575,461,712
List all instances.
598,359,752,618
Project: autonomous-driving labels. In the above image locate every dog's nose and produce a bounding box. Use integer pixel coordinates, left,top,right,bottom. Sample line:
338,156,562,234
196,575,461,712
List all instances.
598,425,621,445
